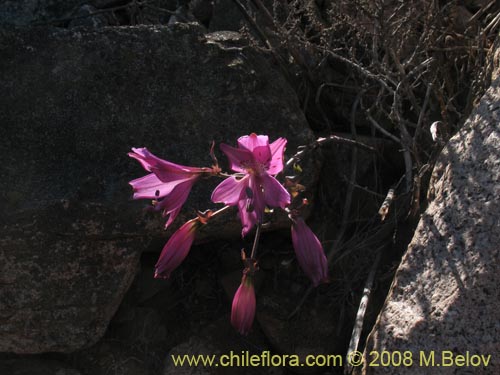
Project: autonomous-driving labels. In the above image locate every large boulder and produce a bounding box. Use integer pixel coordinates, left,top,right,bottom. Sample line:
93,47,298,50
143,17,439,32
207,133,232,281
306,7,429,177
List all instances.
0,357,81,375
359,78,500,373
0,1,177,27
0,0,81,25
0,24,312,353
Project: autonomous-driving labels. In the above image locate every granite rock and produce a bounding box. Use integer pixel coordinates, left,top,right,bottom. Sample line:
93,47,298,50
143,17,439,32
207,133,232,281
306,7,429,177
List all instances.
359,77,500,374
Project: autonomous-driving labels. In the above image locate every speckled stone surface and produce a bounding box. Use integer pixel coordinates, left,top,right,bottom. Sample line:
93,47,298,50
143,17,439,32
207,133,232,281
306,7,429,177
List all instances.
360,79,500,374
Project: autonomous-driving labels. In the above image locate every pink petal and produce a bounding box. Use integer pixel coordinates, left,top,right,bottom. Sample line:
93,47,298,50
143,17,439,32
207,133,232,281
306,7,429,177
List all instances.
129,173,195,200
211,176,248,205
291,218,329,287
267,137,287,175
220,143,253,173
238,134,272,166
153,178,196,228
262,174,290,209
151,167,198,184
129,147,206,174
250,145,272,167
237,176,265,236
238,198,258,237
249,175,266,218
165,207,182,229
231,274,256,335
128,148,156,172
237,134,269,152
154,219,199,279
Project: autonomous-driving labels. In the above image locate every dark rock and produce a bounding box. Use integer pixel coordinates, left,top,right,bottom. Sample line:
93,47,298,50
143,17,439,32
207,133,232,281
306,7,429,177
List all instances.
71,341,149,375
124,259,171,304
256,295,341,374
208,0,277,33
0,1,179,27
0,358,81,375
0,0,80,25
163,317,279,375
0,24,312,353
209,0,243,32
190,0,213,27
112,307,167,346
167,5,197,26
0,230,140,353
68,4,108,28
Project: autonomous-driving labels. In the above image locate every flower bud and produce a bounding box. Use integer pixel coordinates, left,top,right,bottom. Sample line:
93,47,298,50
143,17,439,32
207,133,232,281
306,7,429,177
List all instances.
291,217,329,287
154,219,199,279
231,273,256,335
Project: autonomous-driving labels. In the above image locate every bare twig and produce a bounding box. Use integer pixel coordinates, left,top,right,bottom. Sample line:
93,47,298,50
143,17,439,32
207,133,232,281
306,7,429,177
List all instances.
414,82,433,158
366,109,412,194
365,112,402,144
231,0,292,83
344,249,382,375
284,135,376,172
468,0,496,24
317,46,396,94
378,188,395,221
231,0,274,51
343,178,386,198
482,11,500,36
315,83,334,130
327,93,362,262
250,0,275,26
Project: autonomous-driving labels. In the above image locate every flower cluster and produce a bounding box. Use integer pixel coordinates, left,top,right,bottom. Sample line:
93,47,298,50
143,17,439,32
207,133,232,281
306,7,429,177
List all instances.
129,134,328,334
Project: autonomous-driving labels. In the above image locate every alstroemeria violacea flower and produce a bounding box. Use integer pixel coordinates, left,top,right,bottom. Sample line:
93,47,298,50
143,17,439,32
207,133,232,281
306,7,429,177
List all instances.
154,218,200,279
129,147,213,228
211,134,290,236
231,273,256,335
291,217,329,287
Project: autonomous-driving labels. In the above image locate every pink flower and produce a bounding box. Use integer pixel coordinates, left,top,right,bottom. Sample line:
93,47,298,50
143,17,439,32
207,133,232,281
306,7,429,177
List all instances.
291,217,329,287
211,134,290,236
154,218,200,279
231,273,256,335
129,147,212,228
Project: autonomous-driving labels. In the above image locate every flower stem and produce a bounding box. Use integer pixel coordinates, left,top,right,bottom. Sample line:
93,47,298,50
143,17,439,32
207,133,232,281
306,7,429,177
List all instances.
212,205,232,217
250,222,262,259
197,205,232,225
218,172,246,178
